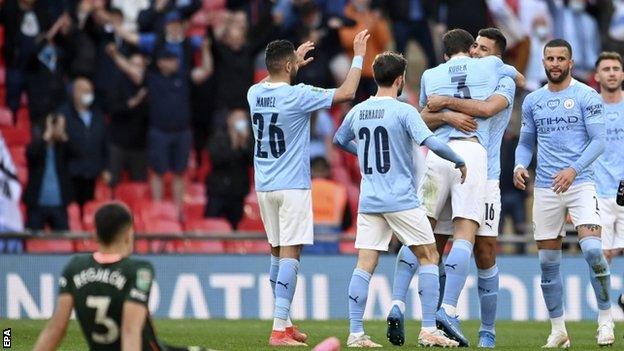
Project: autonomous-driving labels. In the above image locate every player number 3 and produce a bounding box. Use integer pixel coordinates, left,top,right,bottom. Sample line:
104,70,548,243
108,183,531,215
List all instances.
86,296,119,344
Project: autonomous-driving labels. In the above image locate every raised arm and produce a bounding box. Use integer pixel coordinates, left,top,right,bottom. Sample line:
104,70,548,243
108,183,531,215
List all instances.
113,23,139,46
32,294,74,351
105,44,144,85
333,30,370,104
191,38,214,84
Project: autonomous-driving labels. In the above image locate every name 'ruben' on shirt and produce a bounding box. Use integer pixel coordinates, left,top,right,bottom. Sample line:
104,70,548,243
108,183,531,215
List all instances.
359,109,385,120
448,64,467,74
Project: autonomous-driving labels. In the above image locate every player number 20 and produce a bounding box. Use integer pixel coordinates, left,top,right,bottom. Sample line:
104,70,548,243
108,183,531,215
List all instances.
86,296,119,344
358,126,391,174
252,113,286,158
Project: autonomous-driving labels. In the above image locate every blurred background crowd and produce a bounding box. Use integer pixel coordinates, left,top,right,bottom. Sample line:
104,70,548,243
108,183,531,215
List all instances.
0,0,621,254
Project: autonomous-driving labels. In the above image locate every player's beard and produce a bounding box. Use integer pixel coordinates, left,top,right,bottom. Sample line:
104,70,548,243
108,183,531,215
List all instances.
545,66,570,83
603,83,622,93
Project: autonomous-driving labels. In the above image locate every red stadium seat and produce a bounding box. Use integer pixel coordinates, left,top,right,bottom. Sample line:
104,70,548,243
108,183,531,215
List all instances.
183,202,205,222
94,180,113,201
16,165,27,185
237,192,264,231
8,145,25,166
114,182,151,205
134,238,177,253
0,126,30,146
15,108,29,130
75,237,98,252
174,239,225,254
0,106,12,126
224,240,270,254
0,66,5,86
138,200,178,222
184,182,206,204
184,218,232,233
25,238,74,253
67,202,83,232
82,200,107,232
143,219,183,234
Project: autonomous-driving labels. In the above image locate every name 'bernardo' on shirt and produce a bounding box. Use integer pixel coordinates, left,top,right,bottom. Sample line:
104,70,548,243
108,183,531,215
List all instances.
256,97,276,107
359,109,385,120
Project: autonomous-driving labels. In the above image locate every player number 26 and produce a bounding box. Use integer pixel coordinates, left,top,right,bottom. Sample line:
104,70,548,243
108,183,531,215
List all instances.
253,113,286,159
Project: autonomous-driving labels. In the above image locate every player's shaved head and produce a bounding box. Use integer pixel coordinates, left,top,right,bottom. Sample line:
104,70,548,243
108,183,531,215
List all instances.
373,51,407,87
265,40,296,75
95,203,133,245
543,39,572,58
442,29,474,57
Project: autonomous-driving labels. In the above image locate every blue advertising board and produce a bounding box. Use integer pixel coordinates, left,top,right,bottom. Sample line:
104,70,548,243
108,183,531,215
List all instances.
1,255,623,321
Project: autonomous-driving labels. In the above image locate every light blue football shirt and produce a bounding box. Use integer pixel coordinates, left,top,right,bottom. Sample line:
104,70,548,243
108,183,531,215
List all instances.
594,99,624,197
520,79,604,188
419,55,517,145
247,82,336,192
334,96,433,213
487,76,516,180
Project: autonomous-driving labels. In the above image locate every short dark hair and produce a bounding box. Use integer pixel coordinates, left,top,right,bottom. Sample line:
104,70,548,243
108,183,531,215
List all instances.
543,39,572,58
595,51,623,69
265,40,295,74
477,28,507,54
95,203,133,245
109,7,123,17
372,51,407,87
443,29,474,57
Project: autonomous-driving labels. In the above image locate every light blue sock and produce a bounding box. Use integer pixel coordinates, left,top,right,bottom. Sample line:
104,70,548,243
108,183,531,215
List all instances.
269,255,279,297
580,237,611,310
442,239,473,308
348,268,371,334
392,245,418,303
478,265,499,333
539,250,564,319
419,264,440,328
274,258,299,320
438,260,446,309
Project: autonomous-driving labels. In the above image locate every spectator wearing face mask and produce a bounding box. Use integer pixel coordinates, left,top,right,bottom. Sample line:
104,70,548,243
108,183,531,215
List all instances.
59,77,109,211
525,16,552,91
205,109,253,230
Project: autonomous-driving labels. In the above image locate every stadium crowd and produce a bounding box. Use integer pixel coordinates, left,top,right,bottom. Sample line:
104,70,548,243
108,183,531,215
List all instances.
0,0,622,251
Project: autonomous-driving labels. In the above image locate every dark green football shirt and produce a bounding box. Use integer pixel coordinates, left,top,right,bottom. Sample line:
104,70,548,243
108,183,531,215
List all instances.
58,254,160,351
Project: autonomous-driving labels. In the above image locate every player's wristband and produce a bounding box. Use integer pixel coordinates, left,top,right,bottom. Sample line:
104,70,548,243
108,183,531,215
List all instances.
351,56,363,70
513,164,525,173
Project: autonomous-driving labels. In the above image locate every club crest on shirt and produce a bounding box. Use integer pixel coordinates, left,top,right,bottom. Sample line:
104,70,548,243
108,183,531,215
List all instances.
136,268,152,292
547,99,560,110
606,111,618,121
563,99,574,109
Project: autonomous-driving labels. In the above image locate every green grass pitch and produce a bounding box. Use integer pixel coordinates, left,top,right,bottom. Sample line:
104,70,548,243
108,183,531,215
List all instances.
1,319,619,350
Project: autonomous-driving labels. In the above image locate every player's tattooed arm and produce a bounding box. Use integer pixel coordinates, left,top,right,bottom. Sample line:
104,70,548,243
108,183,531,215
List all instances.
577,224,601,233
